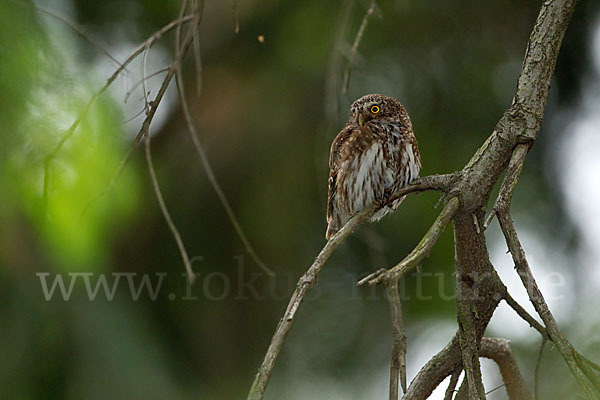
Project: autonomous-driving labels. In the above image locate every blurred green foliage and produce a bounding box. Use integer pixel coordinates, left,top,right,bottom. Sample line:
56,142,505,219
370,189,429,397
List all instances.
0,0,599,399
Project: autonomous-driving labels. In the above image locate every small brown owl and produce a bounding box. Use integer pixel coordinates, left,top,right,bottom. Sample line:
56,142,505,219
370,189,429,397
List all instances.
326,94,421,239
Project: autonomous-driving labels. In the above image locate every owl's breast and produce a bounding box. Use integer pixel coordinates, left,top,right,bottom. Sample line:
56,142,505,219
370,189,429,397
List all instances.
337,141,388,214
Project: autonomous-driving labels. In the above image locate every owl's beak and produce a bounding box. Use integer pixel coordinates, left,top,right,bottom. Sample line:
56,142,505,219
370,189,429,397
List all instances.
358,114,365,127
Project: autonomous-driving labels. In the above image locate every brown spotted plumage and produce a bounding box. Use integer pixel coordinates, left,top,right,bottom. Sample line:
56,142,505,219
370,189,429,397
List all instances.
325,94,421,239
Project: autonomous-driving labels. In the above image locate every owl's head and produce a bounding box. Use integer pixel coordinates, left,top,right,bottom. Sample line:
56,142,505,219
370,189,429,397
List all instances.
349,94,410,128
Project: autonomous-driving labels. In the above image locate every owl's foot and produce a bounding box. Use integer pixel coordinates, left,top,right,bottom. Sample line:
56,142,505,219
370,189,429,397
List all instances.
374,189,394,208
373,199,388,209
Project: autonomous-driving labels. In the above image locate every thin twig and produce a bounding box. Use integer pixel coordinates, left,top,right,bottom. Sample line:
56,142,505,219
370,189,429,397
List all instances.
485,383,508,396
343,0,377,94
174,2,272,276
495,146,599,398
79,16,198,222
574,351,600,393
247,206,375,400
192,0,204,96
503,291,547,337
387,277,407,399
121,107,147,125
124,68,169,104
444,367,462,400
483,143,528,231
534,337,547,400
141,44,151,115
45,14,195,210
135,0,200,283
144,130,195,283
32,3,125,69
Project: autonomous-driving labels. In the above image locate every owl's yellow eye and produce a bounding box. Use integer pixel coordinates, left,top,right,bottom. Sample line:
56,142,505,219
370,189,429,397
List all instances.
352,111,356,117
370,105,380,114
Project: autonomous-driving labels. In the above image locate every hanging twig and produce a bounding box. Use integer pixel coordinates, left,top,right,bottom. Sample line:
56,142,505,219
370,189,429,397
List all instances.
144,130,195,283
26,2,125,70
45,14,195,212
343,0,378,94
192,0,204,96
174,1,272,276
78,14,198,223
387,277,407,399
534,337,547,400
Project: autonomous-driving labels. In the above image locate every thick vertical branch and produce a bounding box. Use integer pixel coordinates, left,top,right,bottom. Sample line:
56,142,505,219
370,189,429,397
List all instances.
454,211,504,399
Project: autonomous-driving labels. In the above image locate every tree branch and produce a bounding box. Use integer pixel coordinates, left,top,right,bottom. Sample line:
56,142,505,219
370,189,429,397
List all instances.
32,3,125,70
248,0,583,398
444,367,462,400
403,337,462,400
44,14,196,208
479,337,532,400
246,176,448,400
387,278,407,399
502,290,547,338
144,130,195,282
357,196,460,286
174,1,273,276
497,209,599,399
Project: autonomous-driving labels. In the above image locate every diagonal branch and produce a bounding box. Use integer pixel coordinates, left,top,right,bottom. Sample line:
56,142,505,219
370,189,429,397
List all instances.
357,196,460,286
492,128,599,399
246,176,449,400
502,290,547,337
497,208,599,399
32,3,125,69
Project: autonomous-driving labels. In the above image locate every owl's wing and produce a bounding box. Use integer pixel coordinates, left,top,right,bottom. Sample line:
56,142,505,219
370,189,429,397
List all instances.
326,125,354,239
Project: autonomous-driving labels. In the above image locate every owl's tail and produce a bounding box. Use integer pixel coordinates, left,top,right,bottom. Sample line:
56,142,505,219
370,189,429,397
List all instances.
370,195,406,222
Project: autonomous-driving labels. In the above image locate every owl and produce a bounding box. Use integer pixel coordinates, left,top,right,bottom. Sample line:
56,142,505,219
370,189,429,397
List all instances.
325,94,421,239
